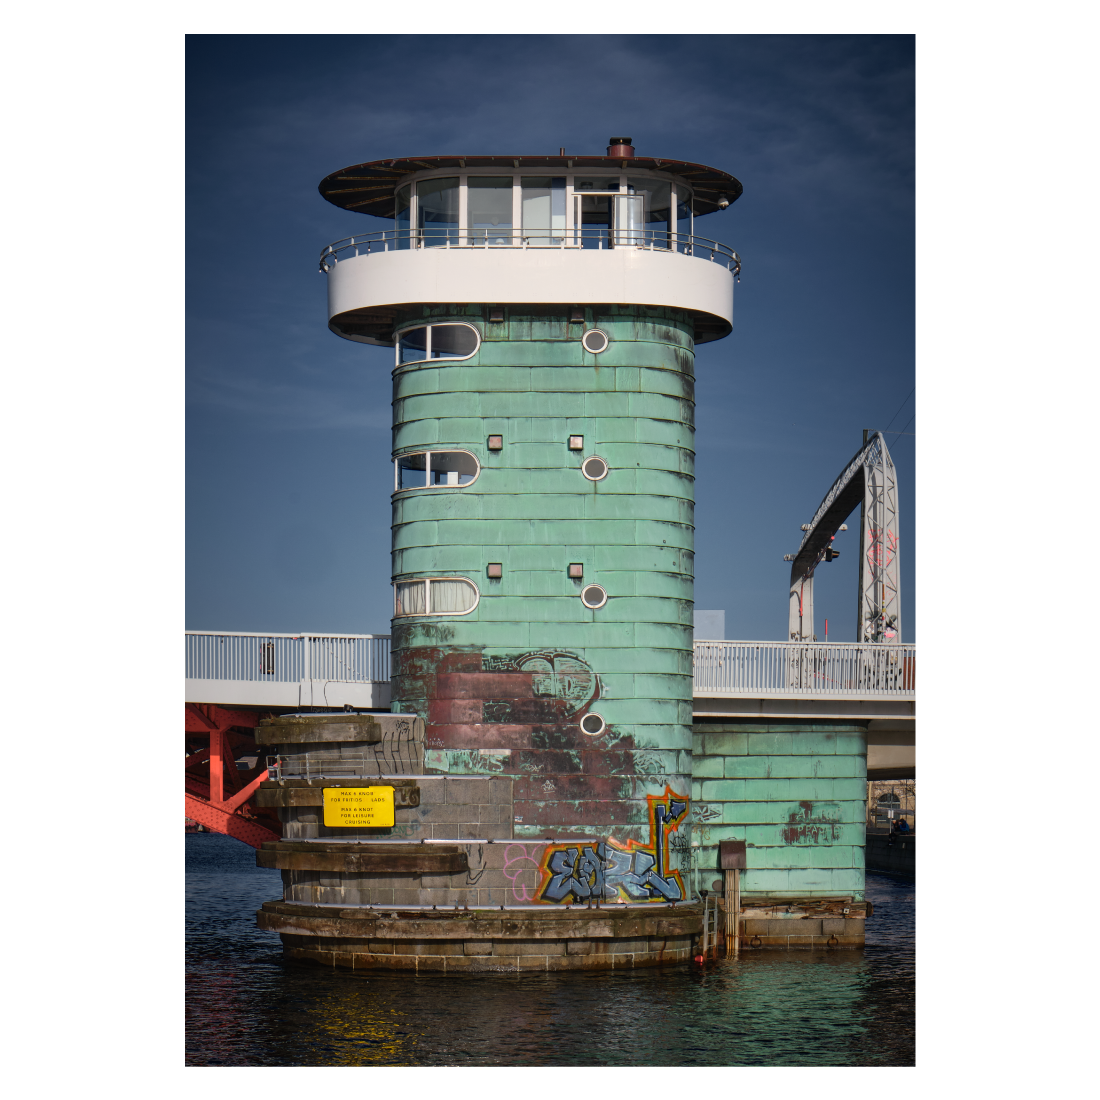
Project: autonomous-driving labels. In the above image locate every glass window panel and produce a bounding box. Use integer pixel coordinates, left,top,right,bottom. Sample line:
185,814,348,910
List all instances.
468,177,512,245
428,451,478,486
551,177,565,238
399,326,429,363
573,177,620,192
429,579,477,614
522,178,564,246
395,185,412,249
522,177,550,243
394,581,427,616
613,192,645,245
397,453,427,490
576,194,612,248
417,177,459,246
676,188,693,253
628,177,671,248
430,324,479,360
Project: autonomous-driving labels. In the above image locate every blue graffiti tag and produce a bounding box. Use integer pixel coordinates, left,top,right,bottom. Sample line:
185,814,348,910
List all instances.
542,841,684,902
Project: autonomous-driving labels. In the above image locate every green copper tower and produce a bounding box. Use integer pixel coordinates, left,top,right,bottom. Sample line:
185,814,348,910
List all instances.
321,141,740,861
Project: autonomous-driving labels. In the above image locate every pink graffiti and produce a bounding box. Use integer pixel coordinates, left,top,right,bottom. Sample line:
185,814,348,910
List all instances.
866,527,898,570
502,843,543,902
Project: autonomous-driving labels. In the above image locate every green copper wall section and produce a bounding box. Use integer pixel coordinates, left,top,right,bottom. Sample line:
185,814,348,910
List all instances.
691,721,868,900
389,305,695,846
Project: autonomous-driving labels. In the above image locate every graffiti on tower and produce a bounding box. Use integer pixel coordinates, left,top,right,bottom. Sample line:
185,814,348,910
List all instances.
480,649,599,721
534,786,689,903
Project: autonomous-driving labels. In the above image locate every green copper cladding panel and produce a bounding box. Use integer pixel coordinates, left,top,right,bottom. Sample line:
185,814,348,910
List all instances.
389,306,695,868
690,721,868,901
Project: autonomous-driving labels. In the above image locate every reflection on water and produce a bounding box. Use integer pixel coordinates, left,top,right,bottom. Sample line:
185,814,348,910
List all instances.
186,833,913,1066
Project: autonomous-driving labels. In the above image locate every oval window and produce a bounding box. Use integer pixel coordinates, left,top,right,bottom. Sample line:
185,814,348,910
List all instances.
395,450,480,490
581,328,609,354
394,577,480,616
580,712,606,736
580,584,607,609
581,456,608,481
397,322,480,365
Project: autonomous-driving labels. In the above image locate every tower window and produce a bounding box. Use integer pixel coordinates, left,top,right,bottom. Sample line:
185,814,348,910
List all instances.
581,328,609,354
417,176,459,246
394,577,480,617
468,177,513,246
580,712,606,736
581,456,609,481
394,450,480,491
580,584,607,609
521,177,566,246
397,322,480,365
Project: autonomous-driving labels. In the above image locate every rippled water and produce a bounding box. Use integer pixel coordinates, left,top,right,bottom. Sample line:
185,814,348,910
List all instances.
186,833,914,1066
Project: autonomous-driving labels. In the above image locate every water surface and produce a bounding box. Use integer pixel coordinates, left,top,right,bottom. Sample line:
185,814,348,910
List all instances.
186,833,914,1066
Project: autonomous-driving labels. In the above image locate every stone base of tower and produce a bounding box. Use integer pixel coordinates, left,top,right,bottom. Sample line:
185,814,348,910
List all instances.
258,901,702,971
734,897,870,949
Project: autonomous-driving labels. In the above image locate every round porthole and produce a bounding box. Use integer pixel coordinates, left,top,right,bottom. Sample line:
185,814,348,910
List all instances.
580,584,607,609
581,328,609,354
581,456,609,481
580,712,606,736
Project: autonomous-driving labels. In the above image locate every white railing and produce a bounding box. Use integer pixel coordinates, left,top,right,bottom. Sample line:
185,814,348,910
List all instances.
319,228,740,276
186,633,911,698
185,632,391,684
692,641,915,697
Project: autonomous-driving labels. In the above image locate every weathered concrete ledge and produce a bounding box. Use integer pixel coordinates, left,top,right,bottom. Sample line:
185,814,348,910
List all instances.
256,840,466,874
736,895,870,949
258,899,702,971
256,713,393,746
739,918,865,949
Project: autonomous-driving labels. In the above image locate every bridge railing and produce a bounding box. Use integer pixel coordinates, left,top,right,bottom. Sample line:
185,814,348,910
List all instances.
185,632,391,684
692,640,915,697
185,633,912,697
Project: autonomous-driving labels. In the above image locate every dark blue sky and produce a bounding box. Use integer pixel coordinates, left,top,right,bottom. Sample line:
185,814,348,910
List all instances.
186,34,914,641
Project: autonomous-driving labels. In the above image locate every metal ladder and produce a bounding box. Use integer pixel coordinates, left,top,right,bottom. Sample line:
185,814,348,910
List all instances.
700,894,721,960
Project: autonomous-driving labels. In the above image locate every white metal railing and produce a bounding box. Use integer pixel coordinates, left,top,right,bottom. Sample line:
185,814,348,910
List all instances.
186,633,911,697
692,641,915,697
319,228,740,276
185,632,391,684
266,752,379,780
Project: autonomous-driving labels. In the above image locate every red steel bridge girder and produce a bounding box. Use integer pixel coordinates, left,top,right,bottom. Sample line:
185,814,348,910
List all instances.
184,704,281,849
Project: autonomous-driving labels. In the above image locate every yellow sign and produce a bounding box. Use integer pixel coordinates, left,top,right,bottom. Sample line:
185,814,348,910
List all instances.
322,786,395,828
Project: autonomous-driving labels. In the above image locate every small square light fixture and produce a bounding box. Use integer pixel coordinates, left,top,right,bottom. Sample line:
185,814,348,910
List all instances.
568,435,584,450
489,307,505,323
570,308,585,323
487,435,503,450
487,563,503,579
568,563,584,579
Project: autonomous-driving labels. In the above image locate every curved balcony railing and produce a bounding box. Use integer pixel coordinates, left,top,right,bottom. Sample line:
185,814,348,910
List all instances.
319,229,741,277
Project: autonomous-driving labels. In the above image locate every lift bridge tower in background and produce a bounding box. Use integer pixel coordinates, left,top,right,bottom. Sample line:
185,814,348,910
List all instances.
253,138,748,971
785,430,901,644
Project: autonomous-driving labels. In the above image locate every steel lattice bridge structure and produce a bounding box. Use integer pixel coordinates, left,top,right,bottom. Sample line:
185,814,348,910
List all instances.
185,428,914,848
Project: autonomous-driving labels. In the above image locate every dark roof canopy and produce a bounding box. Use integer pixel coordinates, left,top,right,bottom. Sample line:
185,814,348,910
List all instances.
318,154,743,219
